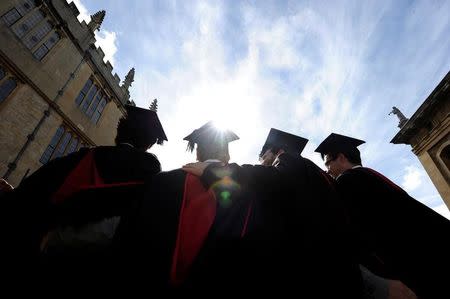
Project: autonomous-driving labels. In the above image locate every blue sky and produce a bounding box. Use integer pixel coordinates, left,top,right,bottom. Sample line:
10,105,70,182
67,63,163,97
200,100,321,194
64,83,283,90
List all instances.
71,0,450,218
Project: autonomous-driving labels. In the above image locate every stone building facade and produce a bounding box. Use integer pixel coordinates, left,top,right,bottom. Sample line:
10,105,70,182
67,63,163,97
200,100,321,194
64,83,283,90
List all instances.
391,71,450,208
0,0,135,186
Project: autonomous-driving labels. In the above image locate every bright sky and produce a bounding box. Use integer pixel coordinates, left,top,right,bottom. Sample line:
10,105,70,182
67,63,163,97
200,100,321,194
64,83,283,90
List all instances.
70,0,450,219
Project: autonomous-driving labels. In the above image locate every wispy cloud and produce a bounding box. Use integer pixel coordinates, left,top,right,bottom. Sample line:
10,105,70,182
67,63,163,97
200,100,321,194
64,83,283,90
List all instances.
130,1,269,169
94,30,118,66
401,165,424,193
74,0,450,210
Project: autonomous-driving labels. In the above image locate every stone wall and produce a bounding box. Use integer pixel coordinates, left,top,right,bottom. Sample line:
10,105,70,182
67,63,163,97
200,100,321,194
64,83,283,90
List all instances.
0,84,62,186
0,0,128,184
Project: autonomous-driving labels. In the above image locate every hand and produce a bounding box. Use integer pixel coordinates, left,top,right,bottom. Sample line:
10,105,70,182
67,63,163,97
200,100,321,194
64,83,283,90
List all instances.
182,162,213,176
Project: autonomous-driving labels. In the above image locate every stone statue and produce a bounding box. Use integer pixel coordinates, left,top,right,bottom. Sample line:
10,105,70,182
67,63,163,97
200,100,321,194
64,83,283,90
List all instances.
389,106,409,128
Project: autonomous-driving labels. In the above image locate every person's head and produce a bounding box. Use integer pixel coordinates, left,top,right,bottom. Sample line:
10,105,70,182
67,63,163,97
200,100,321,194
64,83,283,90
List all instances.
259,147,283,166
184,121,239,163
115,105,167,151
323,150,361,178
259,128,308,166
315,133,365,178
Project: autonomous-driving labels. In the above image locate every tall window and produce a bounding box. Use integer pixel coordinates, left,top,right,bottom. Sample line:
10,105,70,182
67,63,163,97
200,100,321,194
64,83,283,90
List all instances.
40,125,86,164
92,98,107,124
66,138,79,155
2,0,61,61
74,78,110,124
0,65,17,104
16,0,35,16
23,21,52,49
1,0,35,26
0,79,17,103
53,131,72,159
33,31,60,60
75,79,93,105
2,8,22,26
86,91,104,117
12,9,44,38
81,85,98,112
40,125,65,164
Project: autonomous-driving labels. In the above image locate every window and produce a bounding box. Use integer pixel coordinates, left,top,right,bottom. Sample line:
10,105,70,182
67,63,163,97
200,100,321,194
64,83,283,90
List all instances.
23,21,52,49
74,78,109,123
75,79,93,105
40,126,85,164
0,65,18,104
66,138,79,155
0,78,17,103
33,32,60,60
16,0,36,17
32,44,48,60
44,31,59,48
3,2,60,60
2,1,36,26
12,10,44,38
53,131,72,159
86,92,103,117
92,98,107,124
40,126,65,164
81,85,98,112
2,8,21,26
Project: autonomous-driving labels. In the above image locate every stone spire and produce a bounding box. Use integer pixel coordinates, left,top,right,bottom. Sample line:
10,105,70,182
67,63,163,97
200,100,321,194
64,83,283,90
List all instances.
389,106,409,128
88,10,106,32
122,68,135,91
149,99,158,112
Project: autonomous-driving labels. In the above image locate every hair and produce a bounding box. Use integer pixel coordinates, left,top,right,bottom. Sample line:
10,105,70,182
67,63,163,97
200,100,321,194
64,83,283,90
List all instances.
324,148,362,165
196,142,230,163
115,116,158,150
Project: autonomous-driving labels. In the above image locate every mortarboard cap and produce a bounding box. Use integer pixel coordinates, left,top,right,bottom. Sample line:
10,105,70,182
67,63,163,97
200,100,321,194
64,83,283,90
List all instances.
315,133,365,159
124,105,168,144
259,128,308,157
183,121,239,152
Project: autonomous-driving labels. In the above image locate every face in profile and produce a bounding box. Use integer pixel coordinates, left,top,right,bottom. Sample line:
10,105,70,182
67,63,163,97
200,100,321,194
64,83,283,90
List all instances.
259,149,277,166
324,153,345,179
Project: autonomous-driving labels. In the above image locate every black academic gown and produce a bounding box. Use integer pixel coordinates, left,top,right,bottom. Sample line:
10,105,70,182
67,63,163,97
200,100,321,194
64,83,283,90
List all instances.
2,144,160,284
197,154,363,297
126,167,254,293
337,167,450,299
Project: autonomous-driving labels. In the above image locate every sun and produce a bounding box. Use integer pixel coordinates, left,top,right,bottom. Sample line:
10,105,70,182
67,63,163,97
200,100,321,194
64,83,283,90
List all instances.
208,103,247,134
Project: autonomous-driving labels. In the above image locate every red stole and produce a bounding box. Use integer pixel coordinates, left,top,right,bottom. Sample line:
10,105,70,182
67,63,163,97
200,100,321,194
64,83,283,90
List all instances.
51,150,103,204
51,149,143,204
170,173,217,286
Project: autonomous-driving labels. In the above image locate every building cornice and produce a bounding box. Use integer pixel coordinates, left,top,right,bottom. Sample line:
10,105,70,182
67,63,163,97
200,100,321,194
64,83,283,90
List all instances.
391,71,450,145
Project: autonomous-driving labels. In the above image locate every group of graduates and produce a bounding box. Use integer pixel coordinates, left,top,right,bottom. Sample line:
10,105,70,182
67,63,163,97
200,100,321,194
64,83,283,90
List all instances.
2,104,450,298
